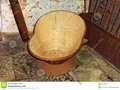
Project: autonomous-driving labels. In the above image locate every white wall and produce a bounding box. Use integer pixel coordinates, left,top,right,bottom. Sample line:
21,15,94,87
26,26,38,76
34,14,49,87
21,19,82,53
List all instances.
1,0,88,32
0,0,1,32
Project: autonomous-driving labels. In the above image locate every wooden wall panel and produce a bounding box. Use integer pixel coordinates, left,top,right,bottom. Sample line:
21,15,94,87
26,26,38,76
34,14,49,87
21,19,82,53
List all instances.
80,0,120,70
81,16,120,70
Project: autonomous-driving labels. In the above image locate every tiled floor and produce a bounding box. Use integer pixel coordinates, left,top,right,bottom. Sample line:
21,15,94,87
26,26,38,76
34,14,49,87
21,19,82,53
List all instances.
0,33,120,81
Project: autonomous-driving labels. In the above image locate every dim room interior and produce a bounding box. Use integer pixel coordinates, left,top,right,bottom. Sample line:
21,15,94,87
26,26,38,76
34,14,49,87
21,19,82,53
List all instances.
0,0,120,81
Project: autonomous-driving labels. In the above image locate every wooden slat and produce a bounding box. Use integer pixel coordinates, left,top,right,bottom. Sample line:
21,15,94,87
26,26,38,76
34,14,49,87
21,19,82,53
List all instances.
99,0,108,26
92,0,98,14
95,0,104,14
110,9,120,34
84,0,87,13
88,0,92,13
91,0,98,20
106,0,116,30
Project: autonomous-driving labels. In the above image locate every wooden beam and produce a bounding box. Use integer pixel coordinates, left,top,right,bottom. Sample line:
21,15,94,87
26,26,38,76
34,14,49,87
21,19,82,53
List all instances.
84,0,87,13
9,0,29,41
0,32,2,41
88,0,92,13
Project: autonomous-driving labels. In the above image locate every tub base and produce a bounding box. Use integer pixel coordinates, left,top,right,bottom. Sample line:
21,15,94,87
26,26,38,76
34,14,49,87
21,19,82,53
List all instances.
36,57,77,76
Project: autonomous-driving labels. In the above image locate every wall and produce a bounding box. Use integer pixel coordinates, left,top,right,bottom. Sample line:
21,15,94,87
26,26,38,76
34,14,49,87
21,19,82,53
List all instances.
0,1,1,32
1,0,88,32
0,0,2,41
82,0,120,70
